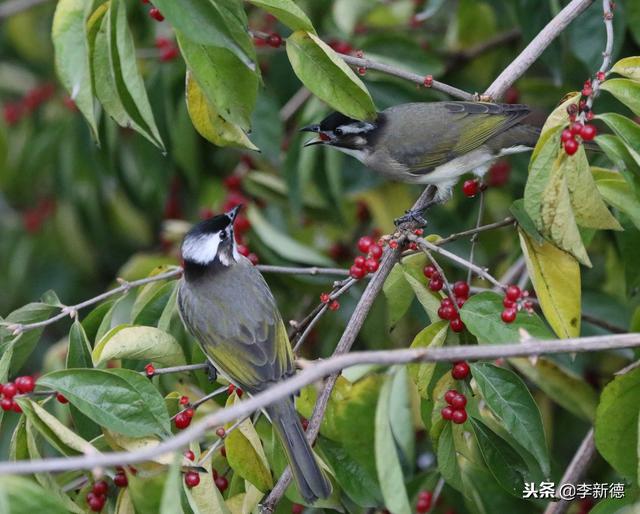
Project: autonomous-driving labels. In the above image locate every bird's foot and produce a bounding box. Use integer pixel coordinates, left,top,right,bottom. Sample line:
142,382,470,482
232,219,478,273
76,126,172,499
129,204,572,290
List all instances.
206,361,218,383
394,208,428,228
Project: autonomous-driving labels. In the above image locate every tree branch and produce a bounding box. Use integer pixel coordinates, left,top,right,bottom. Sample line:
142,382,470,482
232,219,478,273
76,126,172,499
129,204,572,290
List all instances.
2,333,639,476
484,0,595,100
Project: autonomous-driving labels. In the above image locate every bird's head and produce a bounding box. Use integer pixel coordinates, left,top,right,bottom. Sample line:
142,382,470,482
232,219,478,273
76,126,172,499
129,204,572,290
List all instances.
301,112,378,160
181,205,241,269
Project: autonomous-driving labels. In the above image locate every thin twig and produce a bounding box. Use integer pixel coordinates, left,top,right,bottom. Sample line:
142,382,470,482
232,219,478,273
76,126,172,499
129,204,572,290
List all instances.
435,217,516,247
146,363,209,377
466,191,485,283
583,0,614,114
543,429,596,514
484,0,595,100
198,416,247,465
279,88,312,123
3,333,640,476
426,477,446,514
444,29,521,73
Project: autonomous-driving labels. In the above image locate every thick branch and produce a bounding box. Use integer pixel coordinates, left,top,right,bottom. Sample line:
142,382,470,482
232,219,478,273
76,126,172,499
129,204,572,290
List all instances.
2,333,639,476
484,0,594,100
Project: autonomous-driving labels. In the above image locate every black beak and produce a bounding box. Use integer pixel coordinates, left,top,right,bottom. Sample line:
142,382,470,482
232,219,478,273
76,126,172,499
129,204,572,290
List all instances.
225,204,242,221
300,124,328,147
300,124,320,133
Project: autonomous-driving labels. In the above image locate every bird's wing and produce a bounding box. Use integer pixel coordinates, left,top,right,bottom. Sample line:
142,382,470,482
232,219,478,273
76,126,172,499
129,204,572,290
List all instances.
391,102,530,175
178,269,294,391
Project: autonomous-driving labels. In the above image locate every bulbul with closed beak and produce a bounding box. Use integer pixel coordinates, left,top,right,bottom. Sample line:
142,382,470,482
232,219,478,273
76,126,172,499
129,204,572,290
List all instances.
177,206,331,503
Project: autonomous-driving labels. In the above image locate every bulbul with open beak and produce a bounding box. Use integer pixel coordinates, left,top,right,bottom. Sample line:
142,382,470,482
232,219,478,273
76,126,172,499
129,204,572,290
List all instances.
302,101,540,207
177,205,331,503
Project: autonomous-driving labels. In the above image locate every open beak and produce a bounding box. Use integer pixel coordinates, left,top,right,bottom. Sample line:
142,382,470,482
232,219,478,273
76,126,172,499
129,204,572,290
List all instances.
225,204,242,221
300,124,329,147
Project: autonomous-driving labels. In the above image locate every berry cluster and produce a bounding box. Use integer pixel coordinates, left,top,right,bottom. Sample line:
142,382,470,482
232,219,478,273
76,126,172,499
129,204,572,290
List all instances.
86,480,109,512
0,375,35,413
3,83,55,126
440,389,468,424
500,285,533,324
416,490,433,513
22,198,56,234
320,292,340,312
561,121,597,156
155,36,179,62
227,383,243,397
349,235,383,279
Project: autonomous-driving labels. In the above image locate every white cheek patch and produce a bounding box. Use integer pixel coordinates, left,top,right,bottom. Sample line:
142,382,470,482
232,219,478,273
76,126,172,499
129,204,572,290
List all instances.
336,122,375,135
182,233,221,265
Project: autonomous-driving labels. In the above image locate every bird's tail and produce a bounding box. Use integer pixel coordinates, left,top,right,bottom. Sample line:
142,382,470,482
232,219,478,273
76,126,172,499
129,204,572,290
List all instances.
266,400,332,504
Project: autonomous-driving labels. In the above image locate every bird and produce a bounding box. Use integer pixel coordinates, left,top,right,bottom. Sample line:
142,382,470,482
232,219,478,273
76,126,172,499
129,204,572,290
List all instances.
301,102,540,220
177,205,331,504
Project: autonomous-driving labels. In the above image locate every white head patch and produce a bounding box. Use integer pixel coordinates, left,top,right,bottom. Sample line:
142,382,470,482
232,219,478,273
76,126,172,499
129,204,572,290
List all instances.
336,121,375,135
181,233,222,265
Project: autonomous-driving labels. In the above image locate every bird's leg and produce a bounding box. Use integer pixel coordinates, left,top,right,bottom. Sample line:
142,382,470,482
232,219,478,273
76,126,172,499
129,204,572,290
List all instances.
394,208,428,227
394,185,442,228
206,361,218,382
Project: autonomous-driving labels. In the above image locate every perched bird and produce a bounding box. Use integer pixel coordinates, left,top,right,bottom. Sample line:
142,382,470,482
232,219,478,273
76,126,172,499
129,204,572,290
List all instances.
302,102,539,204
177,206,331,503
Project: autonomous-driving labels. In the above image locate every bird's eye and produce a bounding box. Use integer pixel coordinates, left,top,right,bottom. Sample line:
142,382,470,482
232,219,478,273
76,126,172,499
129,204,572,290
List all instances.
335,128,344,136
219,231,228,240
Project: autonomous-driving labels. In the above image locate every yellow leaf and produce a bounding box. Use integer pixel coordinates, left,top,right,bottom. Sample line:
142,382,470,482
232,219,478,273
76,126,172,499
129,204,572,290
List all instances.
519,230,581,338
185,72,258,151
610,56,640,82
539,93,580,137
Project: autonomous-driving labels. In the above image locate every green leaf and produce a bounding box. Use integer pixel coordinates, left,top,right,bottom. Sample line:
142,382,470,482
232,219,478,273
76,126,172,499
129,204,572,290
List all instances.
598,113,640,155
510,199,543,243
92,325,186,367
286,30,376,121
52,0,98,140
38,368,171,437
610,56,640,81
601,78,640,116
184,446,232,514
460,292,554,344
389,367,415,466
375,372,411,514
225,397,273,492
128,468,166,514
538,94,580,137
596,134,640,179
0,476,69,514
66,322,101,440
160,454,185,514
383,263,414,327
593,167,640,230
471,363,550,477
152,0,255,67
510,357,598,421
185,72,258,150
246,205,334,266
436,422,464,492
247,0,315,32
16,398,97,456
401,253,441,323
595,366,640,481
178,35,258,132
408,321,448,398
470,418,529,497
519,230,581,338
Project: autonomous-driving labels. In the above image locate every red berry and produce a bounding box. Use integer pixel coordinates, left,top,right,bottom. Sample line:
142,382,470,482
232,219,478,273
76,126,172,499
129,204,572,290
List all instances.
15,375,35,394
596,71,606,81
248,253,259,265
220,446,226,457
364,258,379,273
179,395,190,405
175,413,191,429
87,494,105,512
56,393,68,404
561,129,574,143
418,491,433,502
444,389,458,404
452,409,467,424
216,427,226,438
389,239,398,249
570,122,584,135
320,293,330,304
506,285,521,301
328,300,340,311
184,407,195,419
92,480,108,495
184,450,195,461
450,393,467,409
462,179,479,198
357,67,367,76
501,308,517,323
159,46,179,62
149,7,164,21
234,215,251,233
3,102,23,125
223,175,242,190
114,472,128,488
452,362,470,380
354,256,366,267
580,124,597,141
267,32,282,48
2,382,17,398
453,281,469,299
441,406,454,420
215,475,229,492
12,402,22,413
503,298,515,308
329,40,353,54
423,265,436,278
456,297,466,308
301,418,309,431
350,265,366,279
438,305,456,321
489,160,512,187
227,384,236,395
185,471,201,488
236,388,243,398
582,86,593,97
0,399,11,411
441,297,454,308
416,497,432,513
450,318,465,333
145,363,155,377
504,86,519,104
566,135,580,151
292,504,304,514
428,278,443,292
423,75,433,87
357,236,373,253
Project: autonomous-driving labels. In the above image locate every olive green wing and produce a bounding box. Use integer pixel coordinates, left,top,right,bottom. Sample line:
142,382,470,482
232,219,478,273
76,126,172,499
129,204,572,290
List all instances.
396,102,531,174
